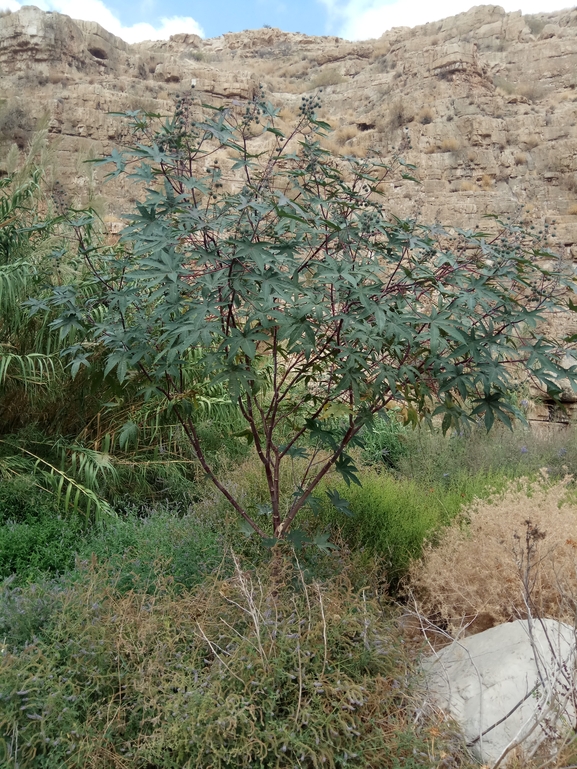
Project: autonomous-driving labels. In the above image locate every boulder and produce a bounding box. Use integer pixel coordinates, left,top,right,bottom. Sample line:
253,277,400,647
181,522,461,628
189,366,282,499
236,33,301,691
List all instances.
424,619,576,765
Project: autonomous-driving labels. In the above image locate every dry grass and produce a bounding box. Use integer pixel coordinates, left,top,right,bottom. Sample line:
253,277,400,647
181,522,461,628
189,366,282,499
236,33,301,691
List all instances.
563,174,577,193
554,91,574,103
568,203,577,216
418,106,434,125
335,124,359,146
493,77,544,102
521,134,540,149
388,98,413,130
425,139,460,154
440,138,460,152
454,180,476,192
308,67,345,89
494,76,516,95
515,152,527,165
425,137,461,155
480,174,494,190
409,477,577,634
517,83,545,102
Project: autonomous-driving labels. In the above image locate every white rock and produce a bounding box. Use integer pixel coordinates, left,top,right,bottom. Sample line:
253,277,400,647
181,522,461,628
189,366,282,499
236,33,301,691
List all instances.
423,619,576,766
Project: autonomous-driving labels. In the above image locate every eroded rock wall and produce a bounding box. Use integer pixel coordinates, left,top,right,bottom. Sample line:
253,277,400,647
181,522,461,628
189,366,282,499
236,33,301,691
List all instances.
1,4,576,243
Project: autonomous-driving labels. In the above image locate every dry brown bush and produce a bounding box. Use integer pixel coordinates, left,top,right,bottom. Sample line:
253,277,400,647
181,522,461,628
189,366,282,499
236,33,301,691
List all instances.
388,98,413,130
309,67,345,89
439,137,460,152
517,82,545,102
417,106,434,124
494,76,516,95
409,478,577,633
427,138,461,154
335,124,359,146
521,134,540,149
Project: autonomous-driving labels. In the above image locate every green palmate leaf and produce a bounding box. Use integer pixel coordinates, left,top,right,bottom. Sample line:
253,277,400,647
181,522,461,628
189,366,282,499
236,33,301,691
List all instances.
311,531,339,553
304,419,339,451
262,537,279,548
238,518,256,538
335,454,362,488
326,488,353,518
286,528,311,551
306,495,323,515
278,445,309,460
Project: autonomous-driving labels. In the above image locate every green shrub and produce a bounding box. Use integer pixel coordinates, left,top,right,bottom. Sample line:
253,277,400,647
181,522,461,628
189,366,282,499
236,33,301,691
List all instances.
0,576,63,648
0,476,58,526
0,516,84,583
0,474,223,588
360,413,409,467
0,558,462,768
526,16,546,36
319,472,443,580
0,478,85,583
77,505,224,592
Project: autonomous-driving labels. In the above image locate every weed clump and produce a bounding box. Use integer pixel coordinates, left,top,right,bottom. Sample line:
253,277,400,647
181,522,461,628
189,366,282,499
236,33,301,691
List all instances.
0,557,460,768
309,67,345,89
317,471,447,582
0,478,84,583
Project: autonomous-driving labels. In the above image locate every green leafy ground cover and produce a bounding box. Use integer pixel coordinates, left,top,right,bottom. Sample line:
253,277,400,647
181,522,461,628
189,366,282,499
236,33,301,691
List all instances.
1,556,471,769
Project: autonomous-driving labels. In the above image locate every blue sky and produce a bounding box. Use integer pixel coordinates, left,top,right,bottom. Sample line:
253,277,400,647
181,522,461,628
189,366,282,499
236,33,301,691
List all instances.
4,0,572,42
117,0,331,38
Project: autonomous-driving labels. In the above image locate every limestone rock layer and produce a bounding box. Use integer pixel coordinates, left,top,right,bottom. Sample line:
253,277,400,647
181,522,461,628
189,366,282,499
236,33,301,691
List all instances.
0,4,576,254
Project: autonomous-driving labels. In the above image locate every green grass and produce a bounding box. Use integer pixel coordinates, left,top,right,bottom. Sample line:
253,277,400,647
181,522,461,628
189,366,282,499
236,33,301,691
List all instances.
397,422,577,485
316,468,507,583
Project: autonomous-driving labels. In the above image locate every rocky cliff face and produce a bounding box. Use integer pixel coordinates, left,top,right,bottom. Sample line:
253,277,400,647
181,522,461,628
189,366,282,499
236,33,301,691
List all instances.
1,4,577,417
1,4,576,245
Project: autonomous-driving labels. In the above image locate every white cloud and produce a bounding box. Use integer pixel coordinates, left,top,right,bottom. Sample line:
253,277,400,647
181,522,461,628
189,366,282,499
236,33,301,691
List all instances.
4,0,204,42
321,0,573,40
